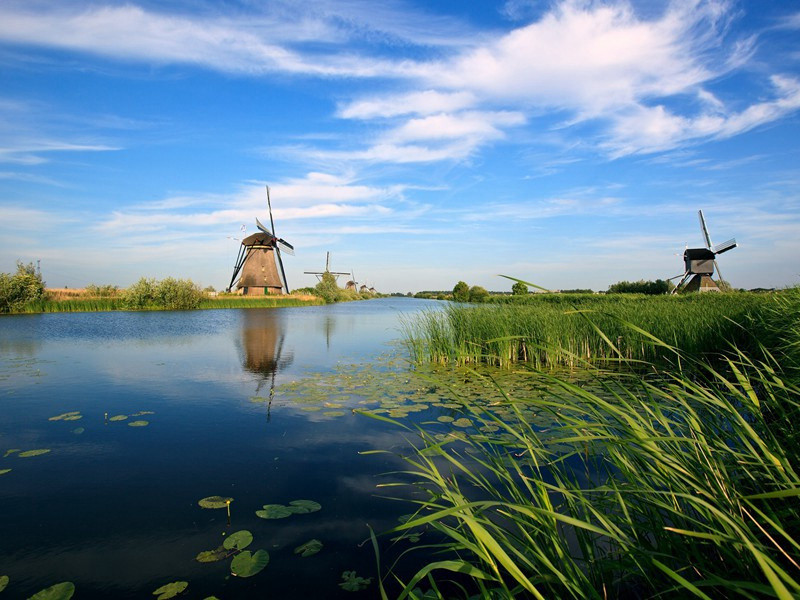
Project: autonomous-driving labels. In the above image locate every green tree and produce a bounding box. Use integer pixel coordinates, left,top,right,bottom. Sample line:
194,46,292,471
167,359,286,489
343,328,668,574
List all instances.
452,281,469,302
314,271,340,303
468,285,489,303
511,281,528,296
0,261,46,313
608,279,671,295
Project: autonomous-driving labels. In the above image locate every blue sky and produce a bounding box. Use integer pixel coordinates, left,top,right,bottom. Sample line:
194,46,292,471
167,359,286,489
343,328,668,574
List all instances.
1,0,799,293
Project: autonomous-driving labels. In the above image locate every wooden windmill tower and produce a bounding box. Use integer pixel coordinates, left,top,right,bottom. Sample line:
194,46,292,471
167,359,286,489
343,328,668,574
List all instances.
227,187,294,295
672,210,737,293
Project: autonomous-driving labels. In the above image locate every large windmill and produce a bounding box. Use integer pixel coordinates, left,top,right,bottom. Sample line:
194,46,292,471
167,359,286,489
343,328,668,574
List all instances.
227,186,294,295
671,210,737,293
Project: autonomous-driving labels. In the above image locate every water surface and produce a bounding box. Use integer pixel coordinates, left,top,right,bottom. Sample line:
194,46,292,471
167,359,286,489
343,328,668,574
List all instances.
0,298,441,599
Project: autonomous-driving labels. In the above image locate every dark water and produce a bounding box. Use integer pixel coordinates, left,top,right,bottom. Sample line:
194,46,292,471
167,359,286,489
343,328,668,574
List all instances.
0,298,441,599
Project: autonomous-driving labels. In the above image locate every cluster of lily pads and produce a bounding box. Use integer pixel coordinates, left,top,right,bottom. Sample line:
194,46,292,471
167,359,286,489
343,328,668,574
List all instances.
1,446,51,476
275,358,585,455
191,494,370,593
105,410,154,427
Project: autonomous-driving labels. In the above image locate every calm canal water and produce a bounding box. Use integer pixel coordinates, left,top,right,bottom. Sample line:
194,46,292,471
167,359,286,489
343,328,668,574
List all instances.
0,298,442,599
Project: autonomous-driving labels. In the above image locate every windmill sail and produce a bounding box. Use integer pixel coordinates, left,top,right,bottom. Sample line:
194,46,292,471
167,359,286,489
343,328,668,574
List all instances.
698,210,714,249
713,237,737,255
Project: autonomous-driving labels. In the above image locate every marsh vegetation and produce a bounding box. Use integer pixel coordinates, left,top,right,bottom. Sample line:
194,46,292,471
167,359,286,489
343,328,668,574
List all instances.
373,287,800,599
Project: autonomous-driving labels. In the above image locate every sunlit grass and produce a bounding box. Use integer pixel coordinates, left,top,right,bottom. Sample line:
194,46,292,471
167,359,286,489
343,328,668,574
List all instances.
373,289,800,598
404,292,778,368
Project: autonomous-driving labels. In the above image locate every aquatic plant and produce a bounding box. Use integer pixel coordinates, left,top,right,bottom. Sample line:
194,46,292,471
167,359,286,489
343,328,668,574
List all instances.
152,581,187,599
403,290,782,368
339,571,373,592
370,334,800,598
27,582,75,600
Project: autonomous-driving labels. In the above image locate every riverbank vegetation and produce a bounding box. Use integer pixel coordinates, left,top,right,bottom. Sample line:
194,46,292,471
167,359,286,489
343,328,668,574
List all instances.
3,277,323,314
376,286,800,598
403,290,784,368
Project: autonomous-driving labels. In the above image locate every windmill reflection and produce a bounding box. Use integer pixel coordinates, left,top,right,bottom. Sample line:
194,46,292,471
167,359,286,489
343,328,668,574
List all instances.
239,310,293,420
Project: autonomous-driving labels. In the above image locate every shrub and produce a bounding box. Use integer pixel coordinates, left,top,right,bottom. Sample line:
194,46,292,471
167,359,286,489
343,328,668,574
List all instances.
511,281,528,296
124,277,202,310
608,279,671,295
468,285,489,303
0,261,46,313
123,278,157,309
314,271,340,303
452,281,469,302
155,277,203,310
85,283,120,297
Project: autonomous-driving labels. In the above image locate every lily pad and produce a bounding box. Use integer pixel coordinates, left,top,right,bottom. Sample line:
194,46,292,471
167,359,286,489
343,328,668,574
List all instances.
294,539,323,557
287,499,321,514
223,530,253,551
437,416,454,423
49,412,81,421
452,418,473,428
109,415,128,421
72,428,85,435
323,410,346,417
198,496,233,509
19,449,50,458
128,420,149,427
255,504,292,519
0,469,10,475
132,411,155,416
230,549,269,578
339,570,372,592
152,581,188,599
0,575,8,592
27,582,75,600
195,546,228,563
3,449,20,458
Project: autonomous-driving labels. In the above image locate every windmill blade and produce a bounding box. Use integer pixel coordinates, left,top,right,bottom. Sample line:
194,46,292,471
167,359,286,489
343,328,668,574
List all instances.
713,238,737,255
277,239,295,256
266,186,278,238
698,210,714,250
255,217,273,236
275,246,289,294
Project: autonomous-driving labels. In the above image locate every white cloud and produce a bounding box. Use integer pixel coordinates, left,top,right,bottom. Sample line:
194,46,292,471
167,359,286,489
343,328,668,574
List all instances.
604,75,800,156
338,90,477,119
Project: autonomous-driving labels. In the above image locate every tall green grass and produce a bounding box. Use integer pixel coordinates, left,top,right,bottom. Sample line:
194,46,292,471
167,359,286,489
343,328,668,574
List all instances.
5,294,322,314
198,296,324,309
18,298,126,313
404,292,777,368
370,337,800,599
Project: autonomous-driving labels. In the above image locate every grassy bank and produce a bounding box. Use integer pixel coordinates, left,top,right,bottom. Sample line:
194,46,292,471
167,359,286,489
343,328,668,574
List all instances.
372,288,800,598
403,291,784,368
8,291,323,313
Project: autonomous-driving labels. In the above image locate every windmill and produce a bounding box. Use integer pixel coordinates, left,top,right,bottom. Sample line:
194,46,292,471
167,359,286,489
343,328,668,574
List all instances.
671,210,737,293
304,252,349,282
227,186,295,295
344,270,358,291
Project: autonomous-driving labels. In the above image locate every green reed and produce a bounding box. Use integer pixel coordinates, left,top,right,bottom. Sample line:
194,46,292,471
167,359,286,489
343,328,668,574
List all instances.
20,298,126,313
404,292,776,368
198,296,323,309
369,336,800,599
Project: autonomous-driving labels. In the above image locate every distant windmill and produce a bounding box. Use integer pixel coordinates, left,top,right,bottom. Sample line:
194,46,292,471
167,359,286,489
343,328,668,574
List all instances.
671,210,737,293
344,270,358,291
227,186,295,295
304,252,349,282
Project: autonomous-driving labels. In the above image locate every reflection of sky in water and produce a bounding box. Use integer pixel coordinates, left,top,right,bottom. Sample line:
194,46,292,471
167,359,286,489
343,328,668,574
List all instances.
0,298,442,599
